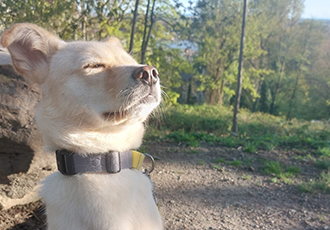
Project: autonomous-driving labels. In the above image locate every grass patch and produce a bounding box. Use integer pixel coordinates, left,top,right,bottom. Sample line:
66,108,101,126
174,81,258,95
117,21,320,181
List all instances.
295,154,315,162
299,172,330,194
315,160,330,170
212,164,223,171
243,142,258,153
243,158,253,166
228,160,242,167
189,149,199,154
197,160,205,165
263,161,284,175
147,104,330,152
286,166,301,175
145,104,330,193
316,147,330,158
242,174,252,180
213,158,226,163
262,161,301,183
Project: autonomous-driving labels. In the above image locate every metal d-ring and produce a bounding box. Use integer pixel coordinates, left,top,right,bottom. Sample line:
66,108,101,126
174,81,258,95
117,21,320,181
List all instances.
143,153,155,175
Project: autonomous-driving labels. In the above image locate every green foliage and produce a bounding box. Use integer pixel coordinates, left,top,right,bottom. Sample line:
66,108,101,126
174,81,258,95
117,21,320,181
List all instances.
316,148,330,158
149,105,330,152
1,0,329,120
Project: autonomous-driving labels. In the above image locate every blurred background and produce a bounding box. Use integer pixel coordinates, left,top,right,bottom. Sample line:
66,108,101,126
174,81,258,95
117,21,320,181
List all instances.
1,0,329,121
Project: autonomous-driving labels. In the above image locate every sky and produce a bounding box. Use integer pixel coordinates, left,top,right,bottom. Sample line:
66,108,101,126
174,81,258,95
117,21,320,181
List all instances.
302,0,330,19
180,0,330,20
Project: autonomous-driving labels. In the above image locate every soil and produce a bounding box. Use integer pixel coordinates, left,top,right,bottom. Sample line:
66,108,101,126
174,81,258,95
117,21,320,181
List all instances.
1,141,329,230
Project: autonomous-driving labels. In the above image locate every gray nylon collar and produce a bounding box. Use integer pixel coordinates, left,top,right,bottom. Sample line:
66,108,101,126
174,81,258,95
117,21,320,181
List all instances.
56,149,132,175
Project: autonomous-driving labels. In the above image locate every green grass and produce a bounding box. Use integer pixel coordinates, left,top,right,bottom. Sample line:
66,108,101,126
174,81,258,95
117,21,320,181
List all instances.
263,161,284,175
189,149,199,154
316,147,330,158
228,160,242,167
243,142,258,153
147,104,330,152
242,174,252,180
213,158,226,163
262,161,301,183
286,166,301,175
212,164,223,171
315,160,330,170
197,160,205,165
145,104,330,192
299,172,330,194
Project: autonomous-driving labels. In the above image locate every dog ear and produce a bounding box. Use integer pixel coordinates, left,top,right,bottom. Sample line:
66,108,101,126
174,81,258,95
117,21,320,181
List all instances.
1,23,63,84
104,37,123,48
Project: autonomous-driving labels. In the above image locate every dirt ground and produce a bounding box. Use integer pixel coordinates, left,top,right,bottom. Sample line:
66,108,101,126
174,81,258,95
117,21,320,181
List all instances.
0,141,330,230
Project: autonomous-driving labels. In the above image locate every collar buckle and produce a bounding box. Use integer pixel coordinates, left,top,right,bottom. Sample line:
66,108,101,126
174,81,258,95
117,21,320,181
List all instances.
56,150,76,175
105,151,121,173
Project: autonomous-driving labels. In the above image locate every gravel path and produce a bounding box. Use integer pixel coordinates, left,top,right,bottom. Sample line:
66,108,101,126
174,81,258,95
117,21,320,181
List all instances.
1,141,330,230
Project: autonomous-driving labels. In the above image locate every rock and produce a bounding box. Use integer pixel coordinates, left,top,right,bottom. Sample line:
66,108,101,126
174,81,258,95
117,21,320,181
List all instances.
0,59,42,178
0,49,56,210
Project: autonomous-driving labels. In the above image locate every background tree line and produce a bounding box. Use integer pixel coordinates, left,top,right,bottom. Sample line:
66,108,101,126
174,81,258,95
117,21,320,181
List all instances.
0,0,329,121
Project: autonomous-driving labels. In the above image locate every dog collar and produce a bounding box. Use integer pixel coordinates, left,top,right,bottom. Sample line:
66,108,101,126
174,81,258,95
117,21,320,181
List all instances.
56,149,149,175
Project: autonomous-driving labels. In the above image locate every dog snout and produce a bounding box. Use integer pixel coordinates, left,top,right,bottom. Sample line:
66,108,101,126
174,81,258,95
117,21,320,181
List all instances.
134,66,159,85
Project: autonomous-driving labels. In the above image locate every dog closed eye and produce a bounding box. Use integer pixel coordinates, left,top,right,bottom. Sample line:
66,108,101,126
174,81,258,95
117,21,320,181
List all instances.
83,63,106,69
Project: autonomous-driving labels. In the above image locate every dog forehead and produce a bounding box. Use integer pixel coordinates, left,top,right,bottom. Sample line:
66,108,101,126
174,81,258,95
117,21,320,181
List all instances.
55,40,137,66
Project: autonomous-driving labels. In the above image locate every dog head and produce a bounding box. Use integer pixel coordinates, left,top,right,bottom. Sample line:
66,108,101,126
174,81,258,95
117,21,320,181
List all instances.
1,23,161,153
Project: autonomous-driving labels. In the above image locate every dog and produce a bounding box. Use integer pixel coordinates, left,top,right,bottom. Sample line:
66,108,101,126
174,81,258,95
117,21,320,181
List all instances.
1,23,163,230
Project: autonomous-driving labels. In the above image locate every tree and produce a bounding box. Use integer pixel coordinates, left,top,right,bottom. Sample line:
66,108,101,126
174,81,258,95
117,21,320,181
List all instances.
0,0,76,37
141,0,157,64
190,0,242,105
264,0,304,115
232,0,248,133
129,0,140,53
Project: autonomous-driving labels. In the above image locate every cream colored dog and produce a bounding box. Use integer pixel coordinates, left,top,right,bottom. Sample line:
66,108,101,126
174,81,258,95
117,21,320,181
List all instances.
1,23,163,230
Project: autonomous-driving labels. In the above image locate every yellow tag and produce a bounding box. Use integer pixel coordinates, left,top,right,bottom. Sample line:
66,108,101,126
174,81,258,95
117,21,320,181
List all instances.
132,150,145,170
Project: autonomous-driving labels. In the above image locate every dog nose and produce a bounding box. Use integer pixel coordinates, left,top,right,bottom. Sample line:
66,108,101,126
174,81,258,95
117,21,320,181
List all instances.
134,66,159,85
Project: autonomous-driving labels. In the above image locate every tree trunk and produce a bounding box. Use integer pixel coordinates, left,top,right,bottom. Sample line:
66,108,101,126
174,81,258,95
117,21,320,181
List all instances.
232,0,248,134
286,74,300,120
142,0,156,64
140,0,152,63
81,1,86,40
129,0,140,53
207,88,221,105
269,61,285,115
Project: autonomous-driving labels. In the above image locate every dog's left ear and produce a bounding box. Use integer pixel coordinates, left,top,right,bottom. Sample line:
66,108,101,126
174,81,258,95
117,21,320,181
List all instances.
1,23,63,84
104,37,123,48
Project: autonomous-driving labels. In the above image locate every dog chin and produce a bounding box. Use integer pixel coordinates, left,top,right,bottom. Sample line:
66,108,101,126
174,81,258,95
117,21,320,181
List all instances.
102,94,159,124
